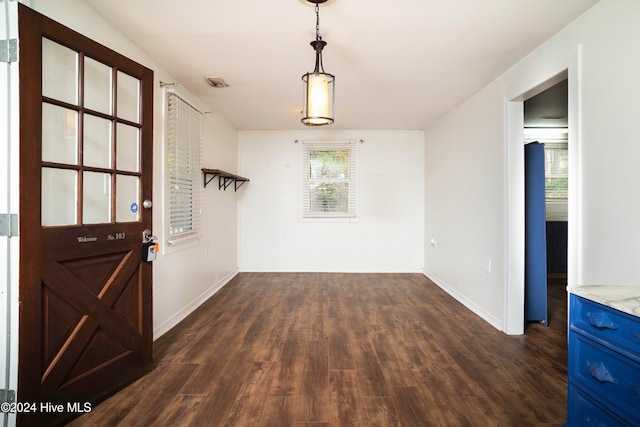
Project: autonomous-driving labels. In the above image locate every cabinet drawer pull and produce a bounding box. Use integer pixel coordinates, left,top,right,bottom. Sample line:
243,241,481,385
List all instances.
585,416,607,427
586,361,618,384
586,312,619,330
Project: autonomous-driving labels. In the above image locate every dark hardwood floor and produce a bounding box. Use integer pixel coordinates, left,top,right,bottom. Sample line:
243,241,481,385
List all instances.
67,273,568,426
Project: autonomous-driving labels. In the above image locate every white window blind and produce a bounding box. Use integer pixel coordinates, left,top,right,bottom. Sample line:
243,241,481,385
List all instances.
166,91,202,245
302,141,357,218
544,144,568,200
523,129,568,201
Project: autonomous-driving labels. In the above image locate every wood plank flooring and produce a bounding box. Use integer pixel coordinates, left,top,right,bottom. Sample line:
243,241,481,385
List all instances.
66,273,568,426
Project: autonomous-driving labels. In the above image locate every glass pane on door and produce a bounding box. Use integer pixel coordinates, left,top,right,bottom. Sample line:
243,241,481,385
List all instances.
116,123,140,172
83,114,112,169
116,174,139,222
83,171,111,224
42,168,77,226
84,57,112,114
42,103,78,165
117,71,140,123
42,38,78,105
38,35,149,229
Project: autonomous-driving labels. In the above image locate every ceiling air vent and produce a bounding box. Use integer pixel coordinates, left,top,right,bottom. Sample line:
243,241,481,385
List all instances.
204,76,229,88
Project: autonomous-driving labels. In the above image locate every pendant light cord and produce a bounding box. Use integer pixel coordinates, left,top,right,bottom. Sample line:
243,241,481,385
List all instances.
312,2,326,73
316,3,320,40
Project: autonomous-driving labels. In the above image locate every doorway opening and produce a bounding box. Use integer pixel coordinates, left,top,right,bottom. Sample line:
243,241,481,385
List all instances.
523,79,568,329
504,62,579,335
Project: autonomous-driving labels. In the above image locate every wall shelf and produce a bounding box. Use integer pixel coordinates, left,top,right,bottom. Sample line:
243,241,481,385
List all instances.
202,168,249,192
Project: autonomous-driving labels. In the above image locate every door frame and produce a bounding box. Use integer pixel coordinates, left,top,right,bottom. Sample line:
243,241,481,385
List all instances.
504,48,581,335
1,0,20,426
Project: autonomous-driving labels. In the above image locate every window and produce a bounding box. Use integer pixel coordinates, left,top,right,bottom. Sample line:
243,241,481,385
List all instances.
165,91,202,245
302,141,357,219
524,128,568,202
544,143,568,200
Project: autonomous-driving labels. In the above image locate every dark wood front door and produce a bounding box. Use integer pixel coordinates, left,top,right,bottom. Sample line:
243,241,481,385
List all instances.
18,5,154,426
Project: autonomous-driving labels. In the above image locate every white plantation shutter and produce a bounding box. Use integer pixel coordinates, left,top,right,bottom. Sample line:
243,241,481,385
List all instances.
302,141,357,218
166,92,202,245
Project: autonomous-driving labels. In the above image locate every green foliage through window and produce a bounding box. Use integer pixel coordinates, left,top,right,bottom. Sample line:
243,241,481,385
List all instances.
309,150,349,213
303,142,357,218
544,146,568,200
545,177,568,199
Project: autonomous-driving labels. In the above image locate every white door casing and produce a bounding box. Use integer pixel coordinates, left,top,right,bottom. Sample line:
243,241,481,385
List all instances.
1,1,20,426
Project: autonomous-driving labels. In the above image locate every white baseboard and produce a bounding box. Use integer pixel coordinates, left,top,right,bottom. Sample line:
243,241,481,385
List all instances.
153,269,239,340
237,268,424,274
423,271,503,331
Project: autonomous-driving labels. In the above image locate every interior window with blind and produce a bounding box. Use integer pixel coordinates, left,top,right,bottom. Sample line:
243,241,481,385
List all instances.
544,143,568,200
302,141,357,219
166,91,202,245
524,129,569,203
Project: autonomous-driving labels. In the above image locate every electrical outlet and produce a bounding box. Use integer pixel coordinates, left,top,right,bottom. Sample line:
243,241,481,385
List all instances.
485,258,491,274
430,237,437,248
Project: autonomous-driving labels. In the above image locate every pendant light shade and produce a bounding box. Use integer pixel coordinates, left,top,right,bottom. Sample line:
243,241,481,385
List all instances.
302,70,334,126
301,1,335,126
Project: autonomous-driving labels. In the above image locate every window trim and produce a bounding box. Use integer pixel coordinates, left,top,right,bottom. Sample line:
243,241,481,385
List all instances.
301,140,358,221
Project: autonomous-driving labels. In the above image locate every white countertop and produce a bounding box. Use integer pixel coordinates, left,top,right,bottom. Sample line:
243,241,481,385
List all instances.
568,285,640,317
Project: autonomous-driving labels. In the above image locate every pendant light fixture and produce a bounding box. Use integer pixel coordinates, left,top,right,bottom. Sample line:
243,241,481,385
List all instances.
301,0,335,126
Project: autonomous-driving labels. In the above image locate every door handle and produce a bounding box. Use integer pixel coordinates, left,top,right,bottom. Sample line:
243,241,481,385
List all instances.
142,229,156,243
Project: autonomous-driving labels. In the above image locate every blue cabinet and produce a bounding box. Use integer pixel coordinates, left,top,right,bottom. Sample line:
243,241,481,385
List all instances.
567,294,640,426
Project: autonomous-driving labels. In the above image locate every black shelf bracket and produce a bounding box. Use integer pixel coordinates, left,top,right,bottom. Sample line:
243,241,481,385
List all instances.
202,169,250,192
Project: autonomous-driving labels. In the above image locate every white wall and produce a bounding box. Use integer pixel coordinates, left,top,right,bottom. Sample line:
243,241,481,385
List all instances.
424,89,506,329
424,0,640,332
238,130,424,273
153,108,239,338
572,0,640,285
27,0,240,339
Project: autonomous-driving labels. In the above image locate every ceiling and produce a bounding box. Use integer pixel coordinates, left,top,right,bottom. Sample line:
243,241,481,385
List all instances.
524,79,568,128
81,0,598,130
